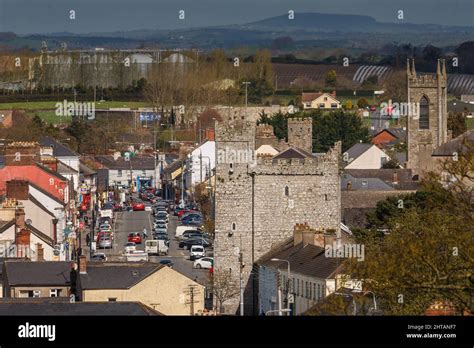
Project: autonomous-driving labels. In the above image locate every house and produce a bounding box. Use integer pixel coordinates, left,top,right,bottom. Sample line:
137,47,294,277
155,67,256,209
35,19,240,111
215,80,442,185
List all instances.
256,144,279,157
94,154,159,190
75,258,205,315
185,140,216,188
371,128,406,148
343,143,393,169
0,298,162,315
40,137,80,192
2,260,72,298
341,169,421,228
302,92,341,110
256,223,359,316
0,200,58,262
431,129,474,176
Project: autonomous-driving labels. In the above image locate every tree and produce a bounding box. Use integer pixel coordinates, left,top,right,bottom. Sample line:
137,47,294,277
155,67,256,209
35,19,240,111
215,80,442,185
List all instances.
344,100,353,110
361,75,378,88
210,269,240,314
448,112,467,138
357,98,370,109
349,146,474,315
325,69,337,87
382,158,400,169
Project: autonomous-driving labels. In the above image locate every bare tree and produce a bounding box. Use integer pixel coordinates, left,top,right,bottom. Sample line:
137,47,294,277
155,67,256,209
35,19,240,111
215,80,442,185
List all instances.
210,269,239,314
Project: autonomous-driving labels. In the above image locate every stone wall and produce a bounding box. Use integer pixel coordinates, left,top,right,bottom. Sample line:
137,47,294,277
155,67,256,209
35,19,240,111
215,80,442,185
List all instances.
214,120,341,314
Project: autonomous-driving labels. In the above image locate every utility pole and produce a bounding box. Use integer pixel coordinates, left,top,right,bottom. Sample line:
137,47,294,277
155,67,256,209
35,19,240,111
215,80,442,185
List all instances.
239,252,244,316
242,82,251,110
184,284,200,316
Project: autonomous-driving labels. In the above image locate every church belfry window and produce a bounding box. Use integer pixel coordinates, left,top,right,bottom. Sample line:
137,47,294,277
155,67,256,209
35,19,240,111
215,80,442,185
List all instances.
284,186,289,196
419,96,429,129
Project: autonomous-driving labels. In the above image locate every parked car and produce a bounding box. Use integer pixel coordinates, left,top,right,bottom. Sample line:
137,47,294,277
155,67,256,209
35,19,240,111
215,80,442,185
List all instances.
128,232,142,244
91,253,107,261
154,234,170,247
98,235,112,249
159,259,174,268
194,257,213,269
145,239,168,256
190,245,205,260
175,226,200,238
125,250,148,262
144,204,153,212
124,242,136,253
179,238,212,250
133,202,145,211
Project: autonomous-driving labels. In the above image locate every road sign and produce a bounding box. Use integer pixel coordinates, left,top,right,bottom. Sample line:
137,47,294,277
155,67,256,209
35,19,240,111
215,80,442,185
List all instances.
288,294,295,304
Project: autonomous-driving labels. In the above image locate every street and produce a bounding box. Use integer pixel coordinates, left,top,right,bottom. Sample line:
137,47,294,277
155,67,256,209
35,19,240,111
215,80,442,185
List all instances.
97,209,211,287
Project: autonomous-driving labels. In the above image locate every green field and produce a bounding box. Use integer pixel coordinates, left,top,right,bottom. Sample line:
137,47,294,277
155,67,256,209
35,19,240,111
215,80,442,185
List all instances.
466,117,474,129
0,100,151,110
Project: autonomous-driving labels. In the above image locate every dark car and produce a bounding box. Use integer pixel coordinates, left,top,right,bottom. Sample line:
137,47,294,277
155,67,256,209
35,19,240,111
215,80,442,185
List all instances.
179,238,212,250
159,259,174,268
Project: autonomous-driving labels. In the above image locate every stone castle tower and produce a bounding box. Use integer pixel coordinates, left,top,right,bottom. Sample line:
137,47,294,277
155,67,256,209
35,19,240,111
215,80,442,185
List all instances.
407,59,448,179
288,117,313,153
214,118,341,315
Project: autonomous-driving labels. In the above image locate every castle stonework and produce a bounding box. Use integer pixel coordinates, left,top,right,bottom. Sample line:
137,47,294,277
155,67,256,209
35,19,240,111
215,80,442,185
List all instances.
407,59,448,179
287,117,313,153
214,119,341,314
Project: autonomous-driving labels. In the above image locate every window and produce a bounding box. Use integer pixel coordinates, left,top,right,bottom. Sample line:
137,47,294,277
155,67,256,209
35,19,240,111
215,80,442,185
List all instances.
319,103,325,108
313,283,317,300
325,194,328,201
322,284,326,298
49,289,61,298
296,279,300,296
317,284,321,299
142,170,146,176
229,162,234,174
419,96,429,129
331,103,338,108
231,222,236,231
324,97,328,101
284,186,289,196
361,180,368,188
108,298,117,302
309,282,312,300
305,282,309,299
117,170,122,177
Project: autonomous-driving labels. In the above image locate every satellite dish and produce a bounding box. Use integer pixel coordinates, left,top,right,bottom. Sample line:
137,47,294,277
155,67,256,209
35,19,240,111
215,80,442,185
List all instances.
25,219,32,225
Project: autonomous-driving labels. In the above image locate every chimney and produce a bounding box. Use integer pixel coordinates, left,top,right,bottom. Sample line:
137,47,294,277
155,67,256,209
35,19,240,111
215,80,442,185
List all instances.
392,172,399,184
36,243,44,261
293,223,327,248
79,255,87,274
6,180,29,200
15,208,26,230
5,142,40,166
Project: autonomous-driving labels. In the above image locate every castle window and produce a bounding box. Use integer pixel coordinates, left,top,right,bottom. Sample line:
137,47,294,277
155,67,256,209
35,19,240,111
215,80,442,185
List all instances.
325,194,328,201
284,186,289,196
231,222,236,231
229,162,234,174
419,96,429,129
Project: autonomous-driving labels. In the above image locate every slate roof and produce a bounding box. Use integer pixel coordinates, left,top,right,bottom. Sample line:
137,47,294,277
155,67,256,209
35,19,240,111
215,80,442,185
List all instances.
432,130,474,156
257,238,344,280
40,137,79,157
3,261,71,286
342,174,394,191
95,155,156,170
0,299,161,315
79,162,96,176
344,143,373,162
273,147,314,160
0,219,15,234
79,262,163,290
57,161,78,174
344,169,420,190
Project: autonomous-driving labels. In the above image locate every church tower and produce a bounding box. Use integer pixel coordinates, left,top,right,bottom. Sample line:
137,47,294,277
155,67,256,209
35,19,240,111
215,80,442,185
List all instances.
406,59,448,179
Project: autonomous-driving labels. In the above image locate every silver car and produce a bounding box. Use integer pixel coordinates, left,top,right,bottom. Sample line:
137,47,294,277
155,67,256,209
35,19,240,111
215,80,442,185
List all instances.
99,236,112,249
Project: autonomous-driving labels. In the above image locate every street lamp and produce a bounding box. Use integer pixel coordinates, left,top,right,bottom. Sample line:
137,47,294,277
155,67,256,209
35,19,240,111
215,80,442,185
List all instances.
270,258,291,316
242,82,251,109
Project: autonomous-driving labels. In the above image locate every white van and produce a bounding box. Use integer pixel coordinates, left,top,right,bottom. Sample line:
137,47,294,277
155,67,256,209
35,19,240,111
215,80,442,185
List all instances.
145,239,168,256
190,245,205,261
175,225,199,239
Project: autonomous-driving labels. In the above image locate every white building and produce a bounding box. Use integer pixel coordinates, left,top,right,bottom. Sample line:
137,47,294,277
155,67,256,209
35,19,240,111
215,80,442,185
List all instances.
343,143,393,169
185,141,215,188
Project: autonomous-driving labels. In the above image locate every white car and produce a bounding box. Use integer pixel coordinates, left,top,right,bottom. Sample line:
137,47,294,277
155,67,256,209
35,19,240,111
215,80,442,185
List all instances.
145,205,153,212
194,257,213,269
190,245,205,261
124,242,136,253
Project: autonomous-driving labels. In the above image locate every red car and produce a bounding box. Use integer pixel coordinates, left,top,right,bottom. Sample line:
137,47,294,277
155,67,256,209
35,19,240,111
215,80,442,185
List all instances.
133,202,145,211
128,232,142,244
96,231,113,242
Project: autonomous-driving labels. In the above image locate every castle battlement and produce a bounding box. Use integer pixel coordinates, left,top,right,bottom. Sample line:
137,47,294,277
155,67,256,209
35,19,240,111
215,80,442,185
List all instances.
288,117,312,124
215,121,256,142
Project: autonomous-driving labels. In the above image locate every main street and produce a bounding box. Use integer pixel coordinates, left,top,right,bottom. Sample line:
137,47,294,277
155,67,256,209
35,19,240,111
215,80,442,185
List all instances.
98,208,211,288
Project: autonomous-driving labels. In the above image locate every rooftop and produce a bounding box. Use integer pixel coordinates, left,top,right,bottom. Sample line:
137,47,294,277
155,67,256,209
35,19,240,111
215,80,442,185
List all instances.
40,137,79,157
3,260,71,286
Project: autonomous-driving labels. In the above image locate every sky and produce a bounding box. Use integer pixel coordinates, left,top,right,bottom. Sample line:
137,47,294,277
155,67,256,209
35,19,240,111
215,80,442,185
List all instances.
0,0,473,34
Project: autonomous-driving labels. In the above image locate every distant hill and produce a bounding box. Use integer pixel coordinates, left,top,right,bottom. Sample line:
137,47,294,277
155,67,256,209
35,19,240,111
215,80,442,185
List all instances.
1,12,473,51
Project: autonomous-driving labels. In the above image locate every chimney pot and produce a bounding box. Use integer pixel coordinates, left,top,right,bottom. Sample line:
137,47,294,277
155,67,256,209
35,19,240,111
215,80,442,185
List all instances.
79,255,87,274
